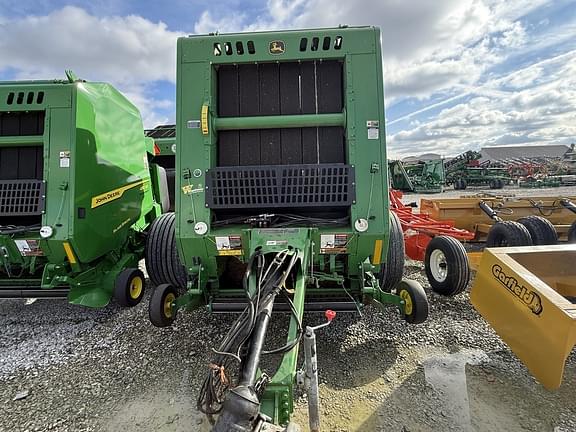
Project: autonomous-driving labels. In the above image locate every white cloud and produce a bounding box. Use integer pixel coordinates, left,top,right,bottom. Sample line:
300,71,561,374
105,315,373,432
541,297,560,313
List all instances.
0,6,184,128
388,53,576,157
0,6,184,84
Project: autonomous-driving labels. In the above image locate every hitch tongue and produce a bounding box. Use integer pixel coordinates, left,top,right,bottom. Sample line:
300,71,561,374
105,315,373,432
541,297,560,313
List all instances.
302,310,336,432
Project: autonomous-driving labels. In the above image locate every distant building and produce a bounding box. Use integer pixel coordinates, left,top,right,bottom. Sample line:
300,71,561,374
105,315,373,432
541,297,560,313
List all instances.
480,145,569,163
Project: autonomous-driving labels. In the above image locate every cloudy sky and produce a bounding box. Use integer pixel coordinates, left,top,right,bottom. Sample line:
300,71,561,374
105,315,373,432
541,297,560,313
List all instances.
0,0,575,157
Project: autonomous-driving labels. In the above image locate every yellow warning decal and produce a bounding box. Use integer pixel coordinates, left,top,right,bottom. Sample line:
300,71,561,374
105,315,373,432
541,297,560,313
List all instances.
91,179,148,209
372,239,383,265
218,250,243,256
201,105,209,135
63,242,77,264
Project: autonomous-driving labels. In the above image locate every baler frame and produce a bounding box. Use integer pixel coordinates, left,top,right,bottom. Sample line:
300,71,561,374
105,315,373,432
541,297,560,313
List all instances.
146,26,429,430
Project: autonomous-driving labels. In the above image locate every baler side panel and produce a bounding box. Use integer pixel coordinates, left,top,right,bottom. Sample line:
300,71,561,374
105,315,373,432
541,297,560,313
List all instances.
72,83,154,263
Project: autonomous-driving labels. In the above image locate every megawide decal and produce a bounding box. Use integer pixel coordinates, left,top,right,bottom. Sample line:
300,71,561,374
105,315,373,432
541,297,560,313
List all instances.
269,40,285,54
492,264,543,315
91,179,148,209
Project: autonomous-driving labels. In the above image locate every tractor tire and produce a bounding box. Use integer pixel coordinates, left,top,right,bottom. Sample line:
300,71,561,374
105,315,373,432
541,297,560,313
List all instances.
518,216,558,245
460,179,467,190
454,179,461,190
149,283,178,327
397,279,429,324
379,212,405,292
568,221,576,243
486,221,532,247
424,236,470,296
489,179,498,189
497,179,505,189
145,213,187,289
114,268,146,307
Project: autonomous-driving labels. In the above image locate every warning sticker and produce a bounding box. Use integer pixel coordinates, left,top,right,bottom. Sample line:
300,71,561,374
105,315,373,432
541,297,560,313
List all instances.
215,236,243,256
59,151,70,168
320,234,348,254
15,240,43,257
367,127,379,140
266,240,288,246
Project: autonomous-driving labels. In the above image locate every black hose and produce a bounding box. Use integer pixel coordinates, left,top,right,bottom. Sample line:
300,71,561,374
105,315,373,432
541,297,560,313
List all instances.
197,249,301,419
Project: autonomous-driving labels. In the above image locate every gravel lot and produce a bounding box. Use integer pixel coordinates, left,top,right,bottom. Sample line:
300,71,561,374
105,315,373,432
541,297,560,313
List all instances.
1,185,575,432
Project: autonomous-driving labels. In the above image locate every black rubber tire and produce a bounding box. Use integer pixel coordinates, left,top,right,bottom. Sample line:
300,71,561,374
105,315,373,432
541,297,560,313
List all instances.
518,216,558,245
489,179,498,189
397,279,429,324
497,179,505,189
454,179,461,190
114,268,146,307
145,213,187,289
149,283,178,327
379,212,405,292
568,221,576,243
460,179,467,190
486,221,533,247
424,236,470,296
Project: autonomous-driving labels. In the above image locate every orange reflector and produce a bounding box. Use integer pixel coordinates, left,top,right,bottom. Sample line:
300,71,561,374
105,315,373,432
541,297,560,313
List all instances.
153,143,161,156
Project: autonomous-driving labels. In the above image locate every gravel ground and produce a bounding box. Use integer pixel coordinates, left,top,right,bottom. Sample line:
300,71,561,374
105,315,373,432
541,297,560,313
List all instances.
1,184,575,432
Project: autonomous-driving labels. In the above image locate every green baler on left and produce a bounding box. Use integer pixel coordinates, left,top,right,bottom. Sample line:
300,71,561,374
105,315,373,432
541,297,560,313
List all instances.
0,72,168,307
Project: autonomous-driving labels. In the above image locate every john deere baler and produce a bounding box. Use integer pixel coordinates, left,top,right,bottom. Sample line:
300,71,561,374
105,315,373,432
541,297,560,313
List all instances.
0,72,166,307
146,27,428,430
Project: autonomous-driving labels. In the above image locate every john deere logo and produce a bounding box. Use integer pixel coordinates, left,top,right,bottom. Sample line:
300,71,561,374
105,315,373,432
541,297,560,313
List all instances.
492,265,543,315
269,40,285,54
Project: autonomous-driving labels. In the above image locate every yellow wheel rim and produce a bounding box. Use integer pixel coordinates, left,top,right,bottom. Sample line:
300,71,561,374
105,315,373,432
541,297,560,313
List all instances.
164,293,176,318
129,276,143,299
399,290,413,315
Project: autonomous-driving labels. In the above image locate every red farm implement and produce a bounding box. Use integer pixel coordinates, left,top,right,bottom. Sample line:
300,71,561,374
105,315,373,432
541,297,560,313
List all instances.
389,189,474,296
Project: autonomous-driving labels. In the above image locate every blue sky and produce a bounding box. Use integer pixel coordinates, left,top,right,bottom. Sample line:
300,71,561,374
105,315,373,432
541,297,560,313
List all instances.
1,0,575,157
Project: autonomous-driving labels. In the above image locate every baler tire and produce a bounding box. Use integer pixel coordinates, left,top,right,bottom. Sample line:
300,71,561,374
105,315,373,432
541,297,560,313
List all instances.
489,179,498,189
497,179,505,189
461,179,467,190
485,221,532,247
398,279,429,324
568,221,576,243
379,212,405,292
145,213,187,289
454,179,461,190
114,268,146,307
149,284,178,327
424,236,470,296
518,216,558,245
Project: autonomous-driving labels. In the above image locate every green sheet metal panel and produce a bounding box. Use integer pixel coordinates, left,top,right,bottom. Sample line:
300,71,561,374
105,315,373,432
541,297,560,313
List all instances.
71,82,155,262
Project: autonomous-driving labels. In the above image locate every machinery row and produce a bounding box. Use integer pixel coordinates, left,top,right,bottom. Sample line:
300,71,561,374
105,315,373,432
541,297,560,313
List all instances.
1,25,574,432
390,146,576,193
